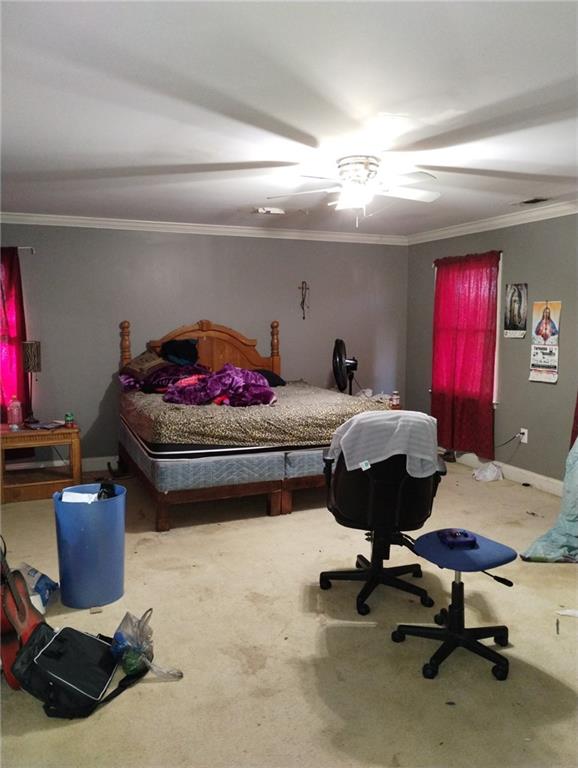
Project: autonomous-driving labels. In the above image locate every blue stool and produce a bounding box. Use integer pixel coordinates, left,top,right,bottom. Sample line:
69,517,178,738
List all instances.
391,529,517,680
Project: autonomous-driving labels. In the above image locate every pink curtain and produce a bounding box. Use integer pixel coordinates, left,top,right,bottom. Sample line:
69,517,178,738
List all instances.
1,247,29,422
431,250,500,460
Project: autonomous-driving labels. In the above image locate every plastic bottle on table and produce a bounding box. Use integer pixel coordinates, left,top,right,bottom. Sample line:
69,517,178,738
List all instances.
7,396,22,430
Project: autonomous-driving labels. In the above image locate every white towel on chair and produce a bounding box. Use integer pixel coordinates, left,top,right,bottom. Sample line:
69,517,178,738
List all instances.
327,410,439,478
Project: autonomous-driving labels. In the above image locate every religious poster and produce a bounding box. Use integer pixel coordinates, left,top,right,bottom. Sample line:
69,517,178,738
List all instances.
529,300,561,383
504,283,528,337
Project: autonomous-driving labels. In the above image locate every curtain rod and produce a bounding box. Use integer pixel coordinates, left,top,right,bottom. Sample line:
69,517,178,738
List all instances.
431,250,503,267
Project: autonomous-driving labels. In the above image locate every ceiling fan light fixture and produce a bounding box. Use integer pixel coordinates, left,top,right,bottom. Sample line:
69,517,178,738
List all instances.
270,150,439,217
337,155,381,184
334,182,375,210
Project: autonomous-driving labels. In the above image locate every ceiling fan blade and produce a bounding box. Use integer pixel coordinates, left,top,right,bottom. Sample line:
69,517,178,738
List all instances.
416,165,578,184
266,186,341,200
389,170,437,185
376,187,440,203
300,174,340,182
19,27,321,150
8,161,300,183
378,165,437,186
393,78,577,152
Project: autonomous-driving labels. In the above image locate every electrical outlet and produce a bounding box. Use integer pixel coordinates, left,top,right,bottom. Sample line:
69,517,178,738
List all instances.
520,428,528,444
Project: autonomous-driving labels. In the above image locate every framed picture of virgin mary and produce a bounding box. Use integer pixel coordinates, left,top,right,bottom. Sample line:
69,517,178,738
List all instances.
504,283,528,337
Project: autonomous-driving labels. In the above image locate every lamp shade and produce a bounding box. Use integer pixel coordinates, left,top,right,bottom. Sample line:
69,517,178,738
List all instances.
22,340,41,373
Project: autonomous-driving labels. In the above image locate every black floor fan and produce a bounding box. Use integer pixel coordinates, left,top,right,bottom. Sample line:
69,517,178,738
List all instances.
333,339,358,395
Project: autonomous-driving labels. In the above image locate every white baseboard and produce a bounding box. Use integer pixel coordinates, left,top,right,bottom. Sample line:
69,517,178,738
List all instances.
7,453,564,498
457,453,563,497
5,456,117,474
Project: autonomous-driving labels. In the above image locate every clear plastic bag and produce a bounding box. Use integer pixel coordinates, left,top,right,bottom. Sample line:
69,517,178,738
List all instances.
473,462,504,482
111,608,183,681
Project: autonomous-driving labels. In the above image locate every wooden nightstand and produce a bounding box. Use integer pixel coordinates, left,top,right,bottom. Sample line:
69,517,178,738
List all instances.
1,425,82,502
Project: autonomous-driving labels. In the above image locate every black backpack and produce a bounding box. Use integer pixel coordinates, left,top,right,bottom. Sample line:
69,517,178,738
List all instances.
12,622,147,719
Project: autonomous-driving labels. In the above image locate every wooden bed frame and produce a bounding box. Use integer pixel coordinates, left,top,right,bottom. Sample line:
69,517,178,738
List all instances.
120,318,281,374
118,319,323,530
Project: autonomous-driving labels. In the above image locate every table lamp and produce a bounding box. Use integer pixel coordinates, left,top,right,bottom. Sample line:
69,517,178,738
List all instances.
22,340,41,424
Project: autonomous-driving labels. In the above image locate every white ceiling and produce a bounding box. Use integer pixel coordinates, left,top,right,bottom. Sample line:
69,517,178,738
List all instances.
2,1,577,237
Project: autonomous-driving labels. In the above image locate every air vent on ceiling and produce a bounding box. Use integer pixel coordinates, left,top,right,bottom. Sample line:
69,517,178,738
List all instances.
253,207,286,215
520,197,550,205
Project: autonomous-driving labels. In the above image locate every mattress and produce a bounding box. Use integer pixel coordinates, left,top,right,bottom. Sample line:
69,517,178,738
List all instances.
120,381,391,449
119,420,286,492
120,420,326,491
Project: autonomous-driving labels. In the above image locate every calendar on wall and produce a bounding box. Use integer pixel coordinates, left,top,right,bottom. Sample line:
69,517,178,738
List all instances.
529,301,561,383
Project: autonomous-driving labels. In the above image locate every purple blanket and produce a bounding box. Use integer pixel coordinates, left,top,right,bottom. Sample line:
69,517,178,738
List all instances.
163,364,277,407
119,363,209,393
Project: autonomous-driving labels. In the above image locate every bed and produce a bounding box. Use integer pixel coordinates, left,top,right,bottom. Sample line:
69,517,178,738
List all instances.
117,319,391,531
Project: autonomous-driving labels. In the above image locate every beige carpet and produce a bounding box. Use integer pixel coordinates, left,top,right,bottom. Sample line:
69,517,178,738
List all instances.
1,463,577,768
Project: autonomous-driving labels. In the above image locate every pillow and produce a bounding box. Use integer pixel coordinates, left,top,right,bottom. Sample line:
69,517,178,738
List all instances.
120,350,167,381
160,339,199,365
252,368,286,387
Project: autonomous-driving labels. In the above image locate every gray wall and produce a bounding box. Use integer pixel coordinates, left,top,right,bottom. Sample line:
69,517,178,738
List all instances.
1,225,408,458
4,215,575,478
406,215,578,480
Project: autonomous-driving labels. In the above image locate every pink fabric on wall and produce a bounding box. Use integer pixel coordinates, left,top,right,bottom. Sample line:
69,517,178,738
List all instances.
1,247,29,421
431,250,500,460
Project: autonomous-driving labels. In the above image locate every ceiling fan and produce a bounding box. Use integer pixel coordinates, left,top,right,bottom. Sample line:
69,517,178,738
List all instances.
266,154,440,225
21,80,573,224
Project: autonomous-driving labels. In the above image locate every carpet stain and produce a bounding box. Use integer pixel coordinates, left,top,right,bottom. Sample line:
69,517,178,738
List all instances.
246,591,275,607
195,587,215,602
136,537,156,548
250,686,278,699
224,644,268,675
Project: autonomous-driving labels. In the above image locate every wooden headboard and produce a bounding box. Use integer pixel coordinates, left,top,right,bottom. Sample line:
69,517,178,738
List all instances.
119,319,281,374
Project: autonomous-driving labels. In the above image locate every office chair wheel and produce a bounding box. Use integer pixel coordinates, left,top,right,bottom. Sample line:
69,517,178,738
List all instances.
357,601,371,616
494,630,509,647
492,664,509,681
420,595,434,608
319,576,332,590
434,609,448,626
422,662,438,679
391,630,406,643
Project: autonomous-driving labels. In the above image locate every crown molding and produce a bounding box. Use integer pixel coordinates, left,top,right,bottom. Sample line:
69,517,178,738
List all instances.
0,212,406,246
2,200,576,247
406,201,578,245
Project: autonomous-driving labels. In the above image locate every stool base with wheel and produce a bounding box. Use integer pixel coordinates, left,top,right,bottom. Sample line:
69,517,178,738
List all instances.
391,529,517,680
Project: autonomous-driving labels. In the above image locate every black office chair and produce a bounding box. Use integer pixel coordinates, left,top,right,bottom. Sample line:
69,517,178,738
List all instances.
320,450,445,615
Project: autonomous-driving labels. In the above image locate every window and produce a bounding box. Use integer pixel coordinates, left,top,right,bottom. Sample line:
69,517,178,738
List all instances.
431,250,501,460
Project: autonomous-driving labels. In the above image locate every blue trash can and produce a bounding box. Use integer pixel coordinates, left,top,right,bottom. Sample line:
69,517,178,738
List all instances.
53,484,126,609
